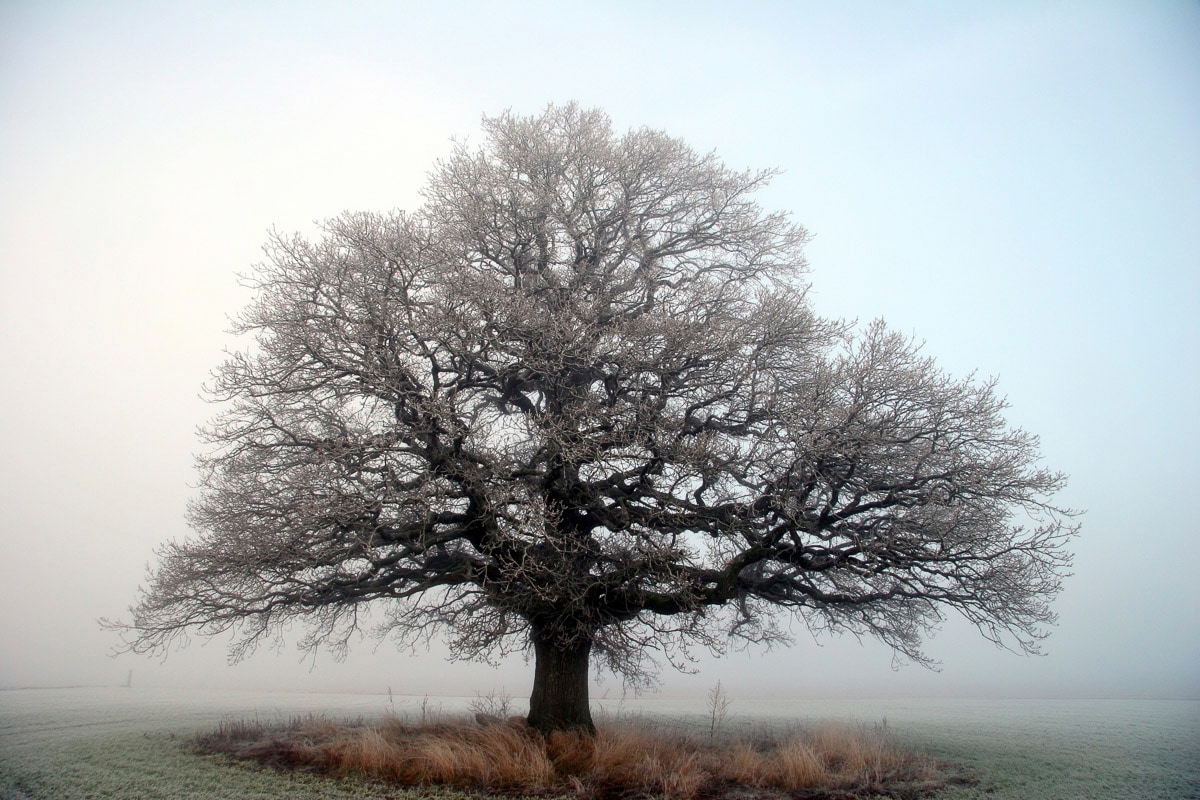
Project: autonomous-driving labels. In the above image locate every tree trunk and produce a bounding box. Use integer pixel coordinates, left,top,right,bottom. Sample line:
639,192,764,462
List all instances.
527,628,595,734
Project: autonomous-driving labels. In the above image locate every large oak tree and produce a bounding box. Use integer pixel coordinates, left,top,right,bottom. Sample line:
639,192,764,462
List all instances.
112,105,1075,732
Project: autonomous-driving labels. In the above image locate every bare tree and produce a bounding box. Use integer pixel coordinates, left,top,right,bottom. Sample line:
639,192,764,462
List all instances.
108,105,1076,733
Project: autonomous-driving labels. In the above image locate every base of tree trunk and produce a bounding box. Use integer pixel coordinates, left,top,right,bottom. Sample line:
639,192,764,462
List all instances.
527,631,594,734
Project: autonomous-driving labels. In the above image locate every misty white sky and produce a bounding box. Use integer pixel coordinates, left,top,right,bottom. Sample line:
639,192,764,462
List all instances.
1,1,1197,702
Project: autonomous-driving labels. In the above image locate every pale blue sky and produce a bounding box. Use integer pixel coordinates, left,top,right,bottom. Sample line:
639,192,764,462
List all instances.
1,1,1197,700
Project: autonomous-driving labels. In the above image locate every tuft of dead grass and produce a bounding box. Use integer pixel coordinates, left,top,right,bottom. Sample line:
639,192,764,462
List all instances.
196,714,958,799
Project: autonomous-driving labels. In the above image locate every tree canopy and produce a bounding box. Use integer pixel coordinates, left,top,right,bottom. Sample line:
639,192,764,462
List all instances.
112,104,1076,732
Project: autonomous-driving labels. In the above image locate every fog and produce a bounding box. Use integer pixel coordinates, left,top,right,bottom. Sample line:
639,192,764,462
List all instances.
2,1,1197,701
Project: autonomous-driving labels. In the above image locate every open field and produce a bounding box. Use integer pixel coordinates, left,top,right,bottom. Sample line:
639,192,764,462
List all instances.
2,688,1197,799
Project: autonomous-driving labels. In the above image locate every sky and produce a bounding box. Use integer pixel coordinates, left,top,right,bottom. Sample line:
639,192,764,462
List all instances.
1,0,1197,702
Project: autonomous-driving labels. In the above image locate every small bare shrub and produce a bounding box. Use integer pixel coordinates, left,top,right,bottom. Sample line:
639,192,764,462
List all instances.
468,688,514,721
705,681,732,740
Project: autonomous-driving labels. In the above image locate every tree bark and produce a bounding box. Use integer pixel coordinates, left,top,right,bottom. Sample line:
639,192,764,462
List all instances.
527,628,595,734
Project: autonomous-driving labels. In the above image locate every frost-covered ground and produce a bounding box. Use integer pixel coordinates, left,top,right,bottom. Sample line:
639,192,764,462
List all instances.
1,688,1197,799
0,687,427,799
610,695,1200,799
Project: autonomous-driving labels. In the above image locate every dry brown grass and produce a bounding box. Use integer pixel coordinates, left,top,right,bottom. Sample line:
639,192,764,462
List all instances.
196,714,955,799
